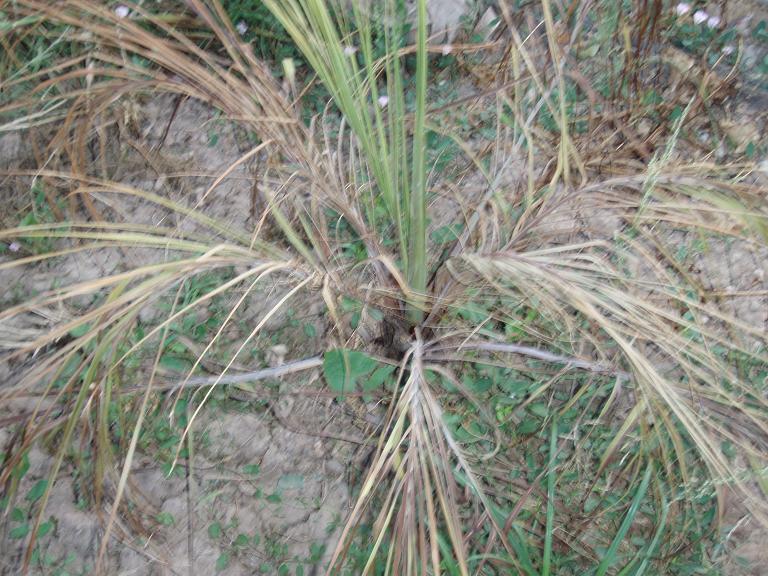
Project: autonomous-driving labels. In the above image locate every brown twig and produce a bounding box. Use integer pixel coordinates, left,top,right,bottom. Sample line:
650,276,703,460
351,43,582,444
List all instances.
427,341,630,377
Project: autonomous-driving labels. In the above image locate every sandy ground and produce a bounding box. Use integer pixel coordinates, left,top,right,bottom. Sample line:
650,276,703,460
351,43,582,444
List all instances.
0,96,378,575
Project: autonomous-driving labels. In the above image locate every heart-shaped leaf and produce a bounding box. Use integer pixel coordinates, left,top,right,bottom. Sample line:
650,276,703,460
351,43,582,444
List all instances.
323,349,378,395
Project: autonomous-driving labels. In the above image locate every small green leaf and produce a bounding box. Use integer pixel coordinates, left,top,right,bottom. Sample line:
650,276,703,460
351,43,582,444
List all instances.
323,349,377,394
309,542,326,562
721,440,737,461
340,296,361,313
430,223,464,244
753,20,768,41
361,365,395,392
13,453,30,481
456,302,488,323
463,375,492,394
11,507,25,522
527,403,549,418
498,378,530,396
266,493,282,504
517,419,539,435
159,355,192,372
234,533,250,547
243,464,261,476
38,520,54,538
277,474,304,491
215,552,230,572
156,512,175,526
26,479,48,503
68,323,91,338
584,496,600,514
173,398,189,424
10,523,30,539
208,522,222,539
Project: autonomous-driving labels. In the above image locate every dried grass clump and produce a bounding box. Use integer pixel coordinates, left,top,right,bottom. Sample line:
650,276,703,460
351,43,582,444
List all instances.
1,1,767,573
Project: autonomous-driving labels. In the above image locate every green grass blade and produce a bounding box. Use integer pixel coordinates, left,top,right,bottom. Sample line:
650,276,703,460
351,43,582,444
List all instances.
510,525,540,576
634,490,669,576
437,532,463,576
542,418,558,576
406,0,428,323
595,465,654,576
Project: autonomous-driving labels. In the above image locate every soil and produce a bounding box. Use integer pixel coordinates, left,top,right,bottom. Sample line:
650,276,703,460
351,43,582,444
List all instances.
0,97,376,576
2,1,768,574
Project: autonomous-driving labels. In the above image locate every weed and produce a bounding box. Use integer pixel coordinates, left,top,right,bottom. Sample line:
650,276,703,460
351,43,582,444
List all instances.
220,0,301,62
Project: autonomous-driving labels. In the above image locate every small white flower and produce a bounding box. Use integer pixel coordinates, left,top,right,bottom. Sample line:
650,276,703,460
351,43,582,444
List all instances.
343,45,357,56
706,15,721,28
693,10,708,25
236,20,248,35
675,3,691,16
722,44,734,55
8,242,20,252
114,4,130,18
441,44,452,56
377,95,389,108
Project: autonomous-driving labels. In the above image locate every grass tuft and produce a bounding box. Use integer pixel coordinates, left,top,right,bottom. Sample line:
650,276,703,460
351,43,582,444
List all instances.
1,0,767,573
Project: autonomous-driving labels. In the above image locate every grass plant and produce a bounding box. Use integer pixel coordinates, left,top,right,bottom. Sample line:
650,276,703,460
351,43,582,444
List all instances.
1,1,767,574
